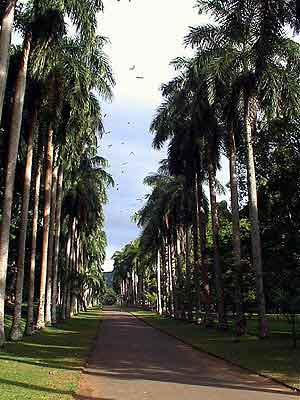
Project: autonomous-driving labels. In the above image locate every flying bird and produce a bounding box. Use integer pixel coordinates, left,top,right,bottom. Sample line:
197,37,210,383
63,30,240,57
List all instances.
129,65,135,71
104,131,111,135
136,76,144,79
129,152,135,156
121,142,125,144
108,144,113,148
121,162,128,166
136,198,143,202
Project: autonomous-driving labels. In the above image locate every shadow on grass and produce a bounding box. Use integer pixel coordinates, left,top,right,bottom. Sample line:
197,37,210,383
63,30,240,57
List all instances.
1,310,101,372
0,377,73,395
0,354,81,371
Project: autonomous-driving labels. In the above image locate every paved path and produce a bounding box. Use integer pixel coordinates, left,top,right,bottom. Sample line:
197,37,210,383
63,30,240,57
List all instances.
76,310,298,400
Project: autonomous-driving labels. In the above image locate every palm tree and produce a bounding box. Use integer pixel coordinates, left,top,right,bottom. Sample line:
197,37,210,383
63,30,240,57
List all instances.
151,69,226,325
0,5,65,344
0,28,32,346
26,135,44,335
189,0,300,336
10,97,39,340
60,153,113,318
0,0,16,121
36,124,54,329
51,165,63,324
45,159,58,325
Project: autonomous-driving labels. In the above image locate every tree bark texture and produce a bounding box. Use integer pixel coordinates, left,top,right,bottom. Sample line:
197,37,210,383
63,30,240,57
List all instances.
36,125,54,329
10,103,37,340
0,31,32,346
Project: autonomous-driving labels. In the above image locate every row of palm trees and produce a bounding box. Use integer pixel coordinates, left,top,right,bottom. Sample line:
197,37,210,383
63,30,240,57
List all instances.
0,0,113,346
113,0,300,338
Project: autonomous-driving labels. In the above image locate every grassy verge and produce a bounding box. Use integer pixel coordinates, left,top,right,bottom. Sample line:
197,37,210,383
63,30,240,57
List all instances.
0,308,101,400
131,310,300,391
227,315,300,337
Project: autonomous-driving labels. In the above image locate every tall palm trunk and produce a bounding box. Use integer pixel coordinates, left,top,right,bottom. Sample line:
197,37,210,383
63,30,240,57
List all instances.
51,165,63,324
0,31,32,346
192,172,202,322
171,231,180,318
228,127,246,336
45,161,58,325
62,220,72,320
197,181,213,325
165,240,173,315
177,226,185,319
36,125,54,329
157,250,162,315
70,227,78,316
66,218,76,319
26,139,44,335
185,226,193,321
161,248,167,314
207,157,226,328
10,103,37,341
169,237,177,316
244,95,267,338
0,0,16,121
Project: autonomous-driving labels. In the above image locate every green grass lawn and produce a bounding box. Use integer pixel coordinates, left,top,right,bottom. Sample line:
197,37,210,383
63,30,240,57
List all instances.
0,309,101,400
131,310,300,391
227,314,300,337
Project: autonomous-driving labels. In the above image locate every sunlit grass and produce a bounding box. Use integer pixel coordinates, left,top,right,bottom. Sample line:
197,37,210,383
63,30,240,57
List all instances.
131,310,300,391
0,309,101,400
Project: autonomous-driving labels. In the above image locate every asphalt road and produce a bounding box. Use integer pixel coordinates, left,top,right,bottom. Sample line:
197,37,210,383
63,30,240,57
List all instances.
76,310,298,400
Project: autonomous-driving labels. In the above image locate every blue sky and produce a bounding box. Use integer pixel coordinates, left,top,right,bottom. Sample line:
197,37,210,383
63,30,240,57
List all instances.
97,0,228,271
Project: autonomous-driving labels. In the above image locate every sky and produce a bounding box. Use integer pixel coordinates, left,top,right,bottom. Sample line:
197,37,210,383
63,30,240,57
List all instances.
97,0,228,272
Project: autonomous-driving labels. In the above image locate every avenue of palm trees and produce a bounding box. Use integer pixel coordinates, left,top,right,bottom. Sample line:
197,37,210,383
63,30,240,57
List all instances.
0,0,114,346
113,0,300,339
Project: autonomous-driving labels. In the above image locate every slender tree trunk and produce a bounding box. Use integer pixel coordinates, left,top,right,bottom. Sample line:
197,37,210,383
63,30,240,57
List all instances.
45,160,58,325
185,226,193,321
201,215,213,325
66,218,76,319
165,241,173,315
177,226,185,319
157,250,162,315
36,125,54,329
208,157,226,328
0,0,16,122
168,237,176,317
26,139,43,335
10,104,37,341
192,172,202,322
161,248,167,314
62,220,72,320
244,95,267,338
0,31,32,346
166,235,175,316
228,127,246,336
70,227,78,317
51,165,63,324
